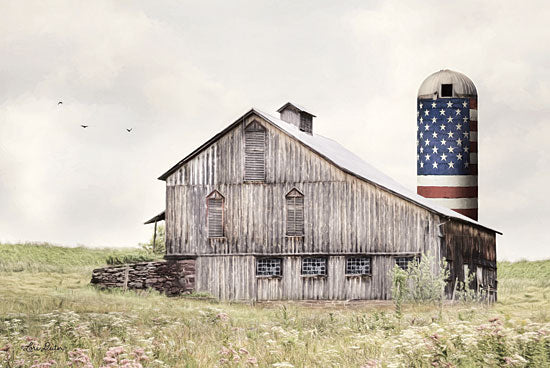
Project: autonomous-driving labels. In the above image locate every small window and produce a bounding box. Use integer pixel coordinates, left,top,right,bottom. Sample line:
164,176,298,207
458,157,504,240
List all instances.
301,257,327,276
346,257,372,275
395,256,415,271
244,121,266,182
256,258,282,277
286,189,304,236
299,113,312,133
207,190,224,238
441,84,453,97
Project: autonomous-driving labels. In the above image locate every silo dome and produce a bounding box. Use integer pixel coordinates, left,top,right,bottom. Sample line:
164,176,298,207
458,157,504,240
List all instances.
417,69,477,99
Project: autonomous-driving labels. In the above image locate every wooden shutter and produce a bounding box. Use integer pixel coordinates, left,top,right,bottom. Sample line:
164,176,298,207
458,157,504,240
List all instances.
286,189,304,236
244,121,266,181
207,191,224,237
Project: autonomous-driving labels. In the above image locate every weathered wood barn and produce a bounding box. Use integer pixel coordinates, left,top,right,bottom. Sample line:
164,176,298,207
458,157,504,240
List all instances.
149,103,499,301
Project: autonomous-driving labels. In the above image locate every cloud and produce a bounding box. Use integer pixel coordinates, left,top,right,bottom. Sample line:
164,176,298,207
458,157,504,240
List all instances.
0,1,549,259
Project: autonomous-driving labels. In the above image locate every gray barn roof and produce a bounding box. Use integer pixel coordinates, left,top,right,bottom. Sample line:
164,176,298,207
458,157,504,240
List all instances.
158,108,500,234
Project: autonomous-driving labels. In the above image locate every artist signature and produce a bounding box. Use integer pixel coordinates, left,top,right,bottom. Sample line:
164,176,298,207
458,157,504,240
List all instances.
23,342,65,352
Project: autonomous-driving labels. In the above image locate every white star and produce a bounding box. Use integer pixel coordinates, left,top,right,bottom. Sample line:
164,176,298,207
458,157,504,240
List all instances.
419,103,423,109
440,124,446,130
456,138,462,146
462,101,468,108
420,161,424,168
425,124,430,131
439,109,446,115
455,108,461,115
420,147,424,153
425,109,429,116
419,117,423,123
425,153,431,161
463,117,468,123
464,162,469,168
431,102,436,108
432,146,439,154
457,153,463,160
432,117,437,123
447,116,453,123
417,154,420,161
447,146,455,153
446,101,453,108
433,162,438,168
447,131,454,138
424,139,430,146
464,146,469,152
463,132,469,138
456,123,462,130
448,161,455,168
440,139,447,145
420,132,424,138
432,131,438,138
417,110,419,117
440,153,447,161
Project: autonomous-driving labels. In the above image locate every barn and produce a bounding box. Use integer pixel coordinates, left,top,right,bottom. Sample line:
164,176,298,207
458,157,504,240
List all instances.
146,100,499,301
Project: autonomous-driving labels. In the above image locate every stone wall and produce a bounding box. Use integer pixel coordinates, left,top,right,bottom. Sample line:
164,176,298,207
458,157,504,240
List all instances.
91,260,195,296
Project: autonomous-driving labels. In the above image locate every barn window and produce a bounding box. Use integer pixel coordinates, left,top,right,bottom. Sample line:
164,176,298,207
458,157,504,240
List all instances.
206,190,224,238
299,114,312,133
441,84,453,97
286,189,304,236
244,120,266,182
346,257,372,275
395,256,415,271
256,258,282,277
301,257,327,276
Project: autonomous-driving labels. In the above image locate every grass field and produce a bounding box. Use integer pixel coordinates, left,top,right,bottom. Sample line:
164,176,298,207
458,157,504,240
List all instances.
0,243,549,367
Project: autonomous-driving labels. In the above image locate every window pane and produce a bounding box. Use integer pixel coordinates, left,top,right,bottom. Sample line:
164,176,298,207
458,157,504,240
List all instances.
301,257,327,275
395,256,414,271
346,257,371,275
256,258,282,276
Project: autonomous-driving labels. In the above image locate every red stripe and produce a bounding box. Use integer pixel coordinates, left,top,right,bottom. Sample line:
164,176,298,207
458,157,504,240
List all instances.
469,98,477,109
470,141,477,152
452,208,478,221
469,164,478,175
470,121,478,130
417,186,478,198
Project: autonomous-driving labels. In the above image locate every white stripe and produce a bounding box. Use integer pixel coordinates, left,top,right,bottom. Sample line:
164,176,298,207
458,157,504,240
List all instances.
470,131,477,142
470,153,478,164
470,109,478,121
417,175,478,187
428,197,478,209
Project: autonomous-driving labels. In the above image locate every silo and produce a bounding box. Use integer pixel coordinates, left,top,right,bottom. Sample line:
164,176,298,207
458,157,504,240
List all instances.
416,69,478,220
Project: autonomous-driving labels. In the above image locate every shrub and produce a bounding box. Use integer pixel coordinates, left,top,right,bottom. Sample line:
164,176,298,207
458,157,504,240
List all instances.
105,253,155,265
391,252,449,307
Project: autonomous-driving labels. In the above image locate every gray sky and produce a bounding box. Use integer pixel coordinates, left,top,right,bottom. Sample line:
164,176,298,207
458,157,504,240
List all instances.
1,1,549,260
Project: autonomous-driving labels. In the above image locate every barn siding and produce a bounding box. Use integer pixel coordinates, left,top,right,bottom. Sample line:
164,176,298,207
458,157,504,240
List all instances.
164,113,496,300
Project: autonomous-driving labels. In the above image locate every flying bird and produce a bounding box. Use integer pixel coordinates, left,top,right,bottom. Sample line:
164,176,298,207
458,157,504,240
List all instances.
126,128,133,132
81,125,89,128
57,101,63,105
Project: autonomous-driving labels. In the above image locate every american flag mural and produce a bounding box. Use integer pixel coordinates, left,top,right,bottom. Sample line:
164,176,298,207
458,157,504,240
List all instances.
417,97,478,220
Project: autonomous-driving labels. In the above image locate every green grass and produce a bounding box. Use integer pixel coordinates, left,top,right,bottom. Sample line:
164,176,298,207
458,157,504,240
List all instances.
0,242,158,273
0,243,549,367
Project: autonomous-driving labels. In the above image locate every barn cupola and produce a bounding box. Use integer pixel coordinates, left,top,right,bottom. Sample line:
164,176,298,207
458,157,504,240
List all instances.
277,102,316,134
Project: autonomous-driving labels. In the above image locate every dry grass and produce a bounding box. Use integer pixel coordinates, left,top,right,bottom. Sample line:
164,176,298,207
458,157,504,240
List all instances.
0,243,549,367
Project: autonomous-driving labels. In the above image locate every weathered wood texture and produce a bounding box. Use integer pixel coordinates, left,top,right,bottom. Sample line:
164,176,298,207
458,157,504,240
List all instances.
441,221,497,300
166,115,442,257
196,256,396,301
164,113,496,300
